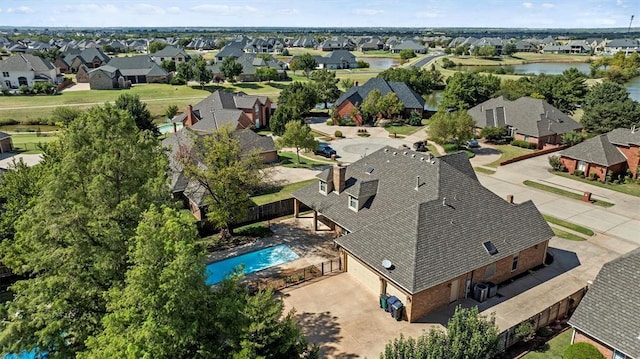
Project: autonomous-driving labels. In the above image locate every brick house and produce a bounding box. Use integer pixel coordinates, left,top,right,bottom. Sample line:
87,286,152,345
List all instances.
104,55,169,84
75,64,90,83
568,248,640,359
162,128,277,220
62,48,110,73
174,90,272,131
0,132,13,153
560,128,640,181
150,45,191,66
334,78,425,125
468,96,583,149
293,147,553,322
88,65,125,90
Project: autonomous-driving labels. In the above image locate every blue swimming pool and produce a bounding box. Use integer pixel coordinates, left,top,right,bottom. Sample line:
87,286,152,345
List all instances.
157,122,183,134
205,244,299,285
4,349,44,359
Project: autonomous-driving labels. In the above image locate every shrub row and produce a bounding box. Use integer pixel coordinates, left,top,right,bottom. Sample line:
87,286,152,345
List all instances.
510,139,536,149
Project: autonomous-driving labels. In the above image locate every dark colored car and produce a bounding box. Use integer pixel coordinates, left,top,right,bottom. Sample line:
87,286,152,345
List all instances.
465,139,480,148
314,143,337,158
412,140,428,152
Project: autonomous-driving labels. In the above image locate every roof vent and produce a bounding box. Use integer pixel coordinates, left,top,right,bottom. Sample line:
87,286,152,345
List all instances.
393,152,397,156
365,167,374,175
384,148,389,152
420,157,424,161
430,160,436,165
382,259,393,269
483,241,499,255
403,151,408,156
442,197,447,206
411,154,416,158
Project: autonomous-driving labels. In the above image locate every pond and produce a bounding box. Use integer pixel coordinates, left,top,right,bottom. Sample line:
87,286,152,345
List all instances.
456,62,591,75
626,76,640,102
357,57,399,69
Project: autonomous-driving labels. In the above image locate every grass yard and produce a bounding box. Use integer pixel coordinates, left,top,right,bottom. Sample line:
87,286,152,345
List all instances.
251,179,316,206
553,171,640,198
10,133,59,154
474,167,496,175
278,151,331,169
552,228,587,241
543,214,594,236
334,69,382,84
426,144,441,155
522,330,572,359
384,124,426,136
523,180,615,207
485,145,534,168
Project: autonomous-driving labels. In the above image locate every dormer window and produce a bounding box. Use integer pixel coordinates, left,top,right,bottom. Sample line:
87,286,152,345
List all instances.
319,180,327,194
348,195,358,211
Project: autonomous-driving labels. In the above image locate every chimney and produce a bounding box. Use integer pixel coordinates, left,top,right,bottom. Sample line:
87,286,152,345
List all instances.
185,105,195,126
354,81,359,87
506,194,514,204
333,164,346,194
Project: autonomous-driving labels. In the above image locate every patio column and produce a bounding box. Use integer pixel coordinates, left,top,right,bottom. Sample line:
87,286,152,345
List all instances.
293,198,300,218
313,210,318,231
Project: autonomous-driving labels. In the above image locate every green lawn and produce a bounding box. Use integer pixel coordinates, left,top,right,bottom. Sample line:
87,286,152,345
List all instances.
384,124,426,136
278,151,331,169
523,180,615,207
552,228,587,241
251,179,316,206
543,214,594,236
474,167,496,175
10,133,60,154
522,330,572,359
553,171,640,198
485,145,534,168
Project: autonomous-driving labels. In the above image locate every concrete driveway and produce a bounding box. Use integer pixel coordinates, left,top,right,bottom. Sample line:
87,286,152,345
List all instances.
0,153,42,168
326,137,413,163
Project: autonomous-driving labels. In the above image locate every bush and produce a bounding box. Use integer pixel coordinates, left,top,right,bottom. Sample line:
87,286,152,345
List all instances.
480,126,509,143
514,322,535,343
510,140,535,149
325,119,333,126
169,76,186,85
590,173,599,181
574,170,584,177
356,60,370,68
441,58,456,69
357,133,370,137
0,119,19,126
234,224,274,238
406,111,423,126
563,343,605,359
548,155,564,171
334,130,343,138
443,143,459,153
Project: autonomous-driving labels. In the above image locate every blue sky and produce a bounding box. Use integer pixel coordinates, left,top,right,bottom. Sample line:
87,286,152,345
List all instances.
0,0,637,28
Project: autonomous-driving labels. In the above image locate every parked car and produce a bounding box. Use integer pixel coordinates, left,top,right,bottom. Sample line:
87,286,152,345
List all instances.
314,143,337,158
412,140,428,152
465,139,479,148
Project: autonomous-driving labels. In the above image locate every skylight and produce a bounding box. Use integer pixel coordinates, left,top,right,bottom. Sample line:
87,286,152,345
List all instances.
483,241,498,255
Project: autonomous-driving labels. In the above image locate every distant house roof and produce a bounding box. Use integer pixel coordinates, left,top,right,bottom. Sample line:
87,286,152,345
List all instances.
88,65,122,80
393,39,426,51
468,96,582,138
335,77,425,110
106,55,168,77
216,45,245,59
150,45,190,59
559,134,627,167
0,132,11,140
568,248,640,358
605,39,640,48
294,147,553,294
0,54,55,72
64,48,110,65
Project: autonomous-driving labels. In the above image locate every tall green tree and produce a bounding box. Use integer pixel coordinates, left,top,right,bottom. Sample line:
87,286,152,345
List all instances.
440,72,501,110
502,42,517,56
161,59,176,73
378,66,444,96
176,61,193,82
114,93,158,134
581,81,640,134
178,127,264,237
428,110,475,145
192,56,213,88
270,105,300,136
339,78,354,91
361,89,383,121
0,105,169,357
276,121,318,165
0,160,44,242
255,67,279,82
381,92,404,119
51,106,83,126
277,82,319,114
148,41,166,54
80,205,214,359
399,49,416,60
311,68,341,109
297,53,317,77
220,57,243,83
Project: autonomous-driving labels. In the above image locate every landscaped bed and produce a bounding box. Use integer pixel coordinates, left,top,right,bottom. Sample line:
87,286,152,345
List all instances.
552,171,640,198
543,215,594,236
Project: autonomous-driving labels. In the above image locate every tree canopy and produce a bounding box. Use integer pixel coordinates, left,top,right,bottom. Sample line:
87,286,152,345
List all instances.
276,121,318,165
192,56,213,88
277,81,319,115
311,68,341,109
378,66,444,96
220,57,243,83
428,110,475,145
255,67,279,82
148,41,166,54
297,53,317,77
581,81,640,134
114,93,158,134
440,72,501,110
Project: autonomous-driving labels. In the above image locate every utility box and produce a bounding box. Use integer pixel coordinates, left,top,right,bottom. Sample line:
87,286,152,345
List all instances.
474,283,489,302
582,191,592,202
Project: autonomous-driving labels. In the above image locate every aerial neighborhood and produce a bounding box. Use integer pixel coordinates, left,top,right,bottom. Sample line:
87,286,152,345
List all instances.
0,5,639,359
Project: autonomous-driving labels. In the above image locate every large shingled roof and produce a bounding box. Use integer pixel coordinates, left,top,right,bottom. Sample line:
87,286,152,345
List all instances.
293,147,553,293
335,77,425,110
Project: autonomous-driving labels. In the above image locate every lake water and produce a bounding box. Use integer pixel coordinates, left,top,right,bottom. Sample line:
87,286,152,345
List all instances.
357,57,399,69
625,76,640,102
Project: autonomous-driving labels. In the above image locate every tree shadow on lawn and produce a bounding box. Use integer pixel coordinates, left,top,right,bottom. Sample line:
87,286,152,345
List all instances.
267,82,289,90
295,311,359,359
234,83,263,90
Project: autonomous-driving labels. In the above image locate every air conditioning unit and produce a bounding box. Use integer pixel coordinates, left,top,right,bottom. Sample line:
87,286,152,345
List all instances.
474,283,489,303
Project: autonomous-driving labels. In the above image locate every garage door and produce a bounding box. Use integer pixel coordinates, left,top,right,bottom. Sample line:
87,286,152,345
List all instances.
346,253,380,296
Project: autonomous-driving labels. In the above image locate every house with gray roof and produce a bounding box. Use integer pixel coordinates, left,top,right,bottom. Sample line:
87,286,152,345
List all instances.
208,53,286,82
312,50,358,70
215,45,246,63
560,127,640,181
390,39,427,54
603,38,640,55
0,132,13,153
568,247,640,359
292,147,553,322
0,54,61,89
318,36,355,51
468,96,583,149
163,127,276,220
174,89,273,131
105,55,168,83
150,45,191,66
88,65,125,90
334,77,425,125
62,48,110,73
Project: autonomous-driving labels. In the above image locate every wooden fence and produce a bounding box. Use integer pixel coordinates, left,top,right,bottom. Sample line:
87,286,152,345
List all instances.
251,257,342,292
498,285,588,350
236,198,309,227
500,145,568,166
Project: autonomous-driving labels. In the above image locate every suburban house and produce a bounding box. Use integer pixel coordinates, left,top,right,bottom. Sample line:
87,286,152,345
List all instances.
568,247,640,359
104,55,169,84
0,132,13,153
318,37,356,51
215,45,246,63
163,128,277,220
333,78,425,125
0,54,61,89
602,39,640,55
75,64,90,83
541,40,591,54
174,90,272,131
468,96,583,149
243,38,284,54
150,45,191,66
60,48,110,73
88,65,127,90
207,53,287,82
389,39,428,54
559,128,640,181
292,147,554,322
312,50,358,70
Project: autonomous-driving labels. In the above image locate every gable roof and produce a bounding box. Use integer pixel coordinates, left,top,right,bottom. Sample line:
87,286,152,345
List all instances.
0,132,11,140
568,248,640,358
559,134,627,167
0,54,55,72
468,96,582,137
335,77,425,110
106,55,168,77
606,127,640,147
294,147,553,294
150,45,189,58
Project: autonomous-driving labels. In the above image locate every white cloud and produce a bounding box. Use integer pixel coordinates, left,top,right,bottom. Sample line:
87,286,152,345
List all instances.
353,8,384,16
7,6,34,14
593,18,617,25
542,3,555,8
277,8,299,15
522,2,534,9
416,11,439,18
189,5,258,15
59,4,119,14
126,4,166,15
